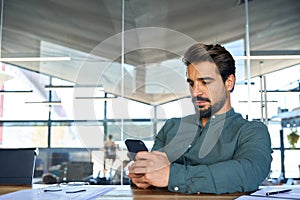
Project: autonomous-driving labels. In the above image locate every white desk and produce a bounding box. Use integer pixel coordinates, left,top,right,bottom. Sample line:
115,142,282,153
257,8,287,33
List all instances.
4,184,300,200
0,185,242,199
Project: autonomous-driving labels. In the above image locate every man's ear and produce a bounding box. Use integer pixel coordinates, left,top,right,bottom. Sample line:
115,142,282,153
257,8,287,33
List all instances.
225,74,235,92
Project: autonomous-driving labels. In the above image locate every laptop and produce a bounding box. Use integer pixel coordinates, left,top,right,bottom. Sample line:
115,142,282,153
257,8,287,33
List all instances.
0,148,37,185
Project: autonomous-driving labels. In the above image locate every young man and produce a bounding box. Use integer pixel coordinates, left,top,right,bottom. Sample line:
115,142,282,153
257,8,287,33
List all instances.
128,43,272,194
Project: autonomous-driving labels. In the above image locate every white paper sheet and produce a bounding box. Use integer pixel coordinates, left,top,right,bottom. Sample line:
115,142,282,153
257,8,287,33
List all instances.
235,186,300,200
0,185,115,200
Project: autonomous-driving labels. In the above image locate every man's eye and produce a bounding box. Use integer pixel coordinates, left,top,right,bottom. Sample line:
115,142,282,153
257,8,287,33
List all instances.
188,81,194,87
202,80,212,85
186,79,194,86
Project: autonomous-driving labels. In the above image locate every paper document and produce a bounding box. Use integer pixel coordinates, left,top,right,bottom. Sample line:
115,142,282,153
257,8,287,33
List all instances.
0,185,115,200
235,186,300,200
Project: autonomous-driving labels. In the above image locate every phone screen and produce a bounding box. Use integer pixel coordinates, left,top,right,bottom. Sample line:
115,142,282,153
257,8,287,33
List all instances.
125,139,148,160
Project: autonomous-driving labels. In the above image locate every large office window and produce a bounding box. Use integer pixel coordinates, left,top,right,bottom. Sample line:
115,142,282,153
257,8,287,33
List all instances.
0,0,299,183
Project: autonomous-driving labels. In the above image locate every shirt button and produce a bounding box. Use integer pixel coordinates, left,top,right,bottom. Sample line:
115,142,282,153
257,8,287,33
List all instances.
174,186,179,191
197,192,201,194
212,115,216,119
188,144,192,148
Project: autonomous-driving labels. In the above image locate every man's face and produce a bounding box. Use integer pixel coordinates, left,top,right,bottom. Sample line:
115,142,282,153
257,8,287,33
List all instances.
187,61,227,118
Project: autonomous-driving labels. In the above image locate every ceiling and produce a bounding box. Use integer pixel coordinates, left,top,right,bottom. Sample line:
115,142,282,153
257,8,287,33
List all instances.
1,0,300,105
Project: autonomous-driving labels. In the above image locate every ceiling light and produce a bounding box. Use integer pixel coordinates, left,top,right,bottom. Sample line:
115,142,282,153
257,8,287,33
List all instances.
264,90,300,93
0,90,33,94
75,96,117,100
239,100,278,103
0,57,71,62
234,55,300,60
45,84,104,90
45,85,74,90
25,101,62,105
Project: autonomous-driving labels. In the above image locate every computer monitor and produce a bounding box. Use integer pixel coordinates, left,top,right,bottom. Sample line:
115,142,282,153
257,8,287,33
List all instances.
0,148,37,185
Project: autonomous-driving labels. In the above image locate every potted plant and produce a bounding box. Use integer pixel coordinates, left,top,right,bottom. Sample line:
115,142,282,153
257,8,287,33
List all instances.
287,128,299,149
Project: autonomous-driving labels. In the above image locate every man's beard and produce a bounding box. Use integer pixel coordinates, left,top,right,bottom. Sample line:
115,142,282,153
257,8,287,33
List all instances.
192,95,226,118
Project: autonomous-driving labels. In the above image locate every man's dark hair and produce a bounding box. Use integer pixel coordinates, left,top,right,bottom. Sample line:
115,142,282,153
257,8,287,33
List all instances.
183,43,236,92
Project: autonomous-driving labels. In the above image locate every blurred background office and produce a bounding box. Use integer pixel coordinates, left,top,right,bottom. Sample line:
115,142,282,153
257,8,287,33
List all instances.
0,0,299,185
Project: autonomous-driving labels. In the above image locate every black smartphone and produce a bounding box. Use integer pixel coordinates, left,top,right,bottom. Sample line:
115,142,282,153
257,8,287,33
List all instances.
125,139,148,160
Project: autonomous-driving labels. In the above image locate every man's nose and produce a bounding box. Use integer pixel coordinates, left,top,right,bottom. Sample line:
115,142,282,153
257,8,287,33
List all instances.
191,82,204,96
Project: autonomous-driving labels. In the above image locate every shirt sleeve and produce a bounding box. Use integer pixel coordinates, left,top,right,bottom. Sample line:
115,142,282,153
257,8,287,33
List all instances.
152,118,173,152
167,122,273,194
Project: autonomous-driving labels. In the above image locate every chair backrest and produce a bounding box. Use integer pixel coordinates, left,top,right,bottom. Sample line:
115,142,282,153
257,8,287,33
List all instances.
0,148,37,185
59,161,93,182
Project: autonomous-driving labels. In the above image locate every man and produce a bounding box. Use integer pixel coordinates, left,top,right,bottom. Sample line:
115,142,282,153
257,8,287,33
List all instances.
103,134,117,170
128,43,272,194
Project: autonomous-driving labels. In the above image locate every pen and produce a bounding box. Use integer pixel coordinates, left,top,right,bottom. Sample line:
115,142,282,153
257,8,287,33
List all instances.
44,188,62,192
66,189,86,193
266,189,292,196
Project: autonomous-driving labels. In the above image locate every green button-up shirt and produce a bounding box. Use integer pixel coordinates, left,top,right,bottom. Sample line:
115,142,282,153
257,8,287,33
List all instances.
152,108,273,194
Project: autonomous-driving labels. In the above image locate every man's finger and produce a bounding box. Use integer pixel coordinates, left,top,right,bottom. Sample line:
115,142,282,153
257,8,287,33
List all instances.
135,151,150,160
133,159,148,167
135,182,151,189
131,166,147,174
128,172,144,178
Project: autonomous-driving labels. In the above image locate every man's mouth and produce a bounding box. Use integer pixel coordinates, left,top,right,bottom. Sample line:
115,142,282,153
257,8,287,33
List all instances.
195,101,207,107
192,97,210,108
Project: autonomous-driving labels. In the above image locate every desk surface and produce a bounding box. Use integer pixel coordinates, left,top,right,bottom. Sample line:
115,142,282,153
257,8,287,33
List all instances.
2,184,300,199
97,185,242,200
0,184,242,200
0,185,31,195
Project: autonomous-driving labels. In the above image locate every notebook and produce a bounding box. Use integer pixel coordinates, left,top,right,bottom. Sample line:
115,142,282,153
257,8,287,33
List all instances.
0,148,37,185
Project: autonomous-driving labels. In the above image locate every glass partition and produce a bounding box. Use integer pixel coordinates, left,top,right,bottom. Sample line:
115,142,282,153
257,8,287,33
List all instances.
250,0,300,180
0,0,299,184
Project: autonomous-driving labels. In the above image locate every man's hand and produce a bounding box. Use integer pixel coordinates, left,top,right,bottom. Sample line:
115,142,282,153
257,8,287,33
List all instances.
128,151,170,188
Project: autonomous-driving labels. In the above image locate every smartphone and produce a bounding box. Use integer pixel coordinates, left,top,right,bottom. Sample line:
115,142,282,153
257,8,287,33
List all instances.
125,139,148,160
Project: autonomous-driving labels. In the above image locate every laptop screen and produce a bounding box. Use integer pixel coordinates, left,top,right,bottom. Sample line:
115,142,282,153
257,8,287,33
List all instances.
0,148,37,185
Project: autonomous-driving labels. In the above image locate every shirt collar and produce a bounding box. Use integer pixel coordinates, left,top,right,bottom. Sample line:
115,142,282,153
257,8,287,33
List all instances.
197,108,235,127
